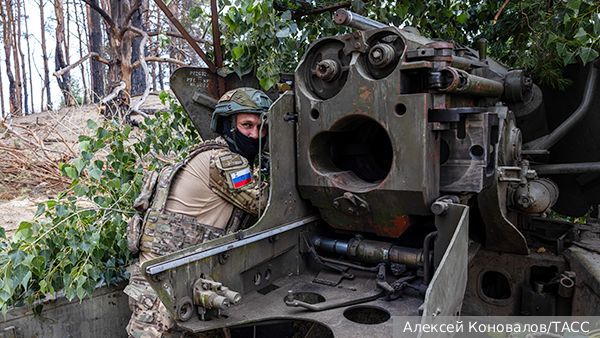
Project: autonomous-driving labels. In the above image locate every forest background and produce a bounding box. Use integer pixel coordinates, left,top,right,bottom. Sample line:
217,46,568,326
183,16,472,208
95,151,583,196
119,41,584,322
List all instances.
0,0,598,317
1,0,599,118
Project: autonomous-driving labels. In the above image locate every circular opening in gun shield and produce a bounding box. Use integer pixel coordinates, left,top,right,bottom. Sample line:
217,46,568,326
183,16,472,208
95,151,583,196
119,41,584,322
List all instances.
470,145,485,159
394,103,406,117
343,306,390,324
310,109,320,120
309,115,393,189
480,271,511,300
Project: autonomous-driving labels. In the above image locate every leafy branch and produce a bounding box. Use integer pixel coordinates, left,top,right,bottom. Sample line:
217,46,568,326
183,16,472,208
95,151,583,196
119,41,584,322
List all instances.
0,92,200,317
210,0,600,90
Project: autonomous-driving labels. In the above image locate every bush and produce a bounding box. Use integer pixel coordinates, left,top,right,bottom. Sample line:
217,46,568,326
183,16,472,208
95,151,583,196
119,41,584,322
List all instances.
0,92,200,316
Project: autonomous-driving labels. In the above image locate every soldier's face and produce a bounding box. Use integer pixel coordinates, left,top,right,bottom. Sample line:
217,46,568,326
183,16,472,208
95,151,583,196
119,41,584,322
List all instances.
236,113,267,139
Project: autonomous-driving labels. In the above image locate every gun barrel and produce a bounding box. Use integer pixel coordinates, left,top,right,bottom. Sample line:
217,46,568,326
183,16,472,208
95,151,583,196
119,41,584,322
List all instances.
333,9,387,30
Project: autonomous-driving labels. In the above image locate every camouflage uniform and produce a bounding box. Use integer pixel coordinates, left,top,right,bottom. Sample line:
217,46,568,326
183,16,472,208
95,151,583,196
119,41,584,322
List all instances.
125,137,268,338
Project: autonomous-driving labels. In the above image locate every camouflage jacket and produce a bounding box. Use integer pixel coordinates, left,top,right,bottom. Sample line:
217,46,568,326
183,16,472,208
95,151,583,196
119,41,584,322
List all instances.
129,137,268,255
206,137,269,215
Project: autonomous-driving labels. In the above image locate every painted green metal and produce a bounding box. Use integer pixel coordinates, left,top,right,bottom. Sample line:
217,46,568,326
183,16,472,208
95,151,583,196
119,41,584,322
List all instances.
0,281,131,337
142,91,317,326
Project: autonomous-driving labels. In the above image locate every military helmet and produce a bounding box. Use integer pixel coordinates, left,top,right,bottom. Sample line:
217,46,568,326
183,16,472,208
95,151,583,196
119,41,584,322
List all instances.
211,87,272,134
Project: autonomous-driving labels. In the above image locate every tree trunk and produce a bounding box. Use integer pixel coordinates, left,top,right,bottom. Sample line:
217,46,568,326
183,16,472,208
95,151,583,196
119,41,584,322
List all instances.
158,61,164,91
8,0,23,115
151,3,159,91
54,0,73,107
75,0,89,104
39,0,51,110
22,0,35,113
130,0,147,96
16,0,29,115
0,57,5,120
104,0,133,117
65,0,70,61
1,0,19,116
86,0,104,102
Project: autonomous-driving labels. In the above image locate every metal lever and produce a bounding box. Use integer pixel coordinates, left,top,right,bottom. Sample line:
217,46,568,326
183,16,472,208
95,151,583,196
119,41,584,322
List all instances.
284,289,384,312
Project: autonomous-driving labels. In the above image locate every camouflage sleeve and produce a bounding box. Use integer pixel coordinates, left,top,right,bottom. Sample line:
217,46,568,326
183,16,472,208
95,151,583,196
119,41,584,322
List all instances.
208,149,269,215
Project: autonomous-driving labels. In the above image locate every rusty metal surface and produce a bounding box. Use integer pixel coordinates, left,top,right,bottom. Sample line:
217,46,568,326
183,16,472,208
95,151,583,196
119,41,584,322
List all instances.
296,27,440,238
462,248,568,316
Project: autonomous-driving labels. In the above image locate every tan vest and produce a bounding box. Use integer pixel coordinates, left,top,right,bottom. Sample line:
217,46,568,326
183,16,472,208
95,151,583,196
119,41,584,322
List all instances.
130,140,249,256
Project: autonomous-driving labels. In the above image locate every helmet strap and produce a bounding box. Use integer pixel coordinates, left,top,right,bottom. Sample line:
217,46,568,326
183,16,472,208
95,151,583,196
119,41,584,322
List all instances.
229,115,242,154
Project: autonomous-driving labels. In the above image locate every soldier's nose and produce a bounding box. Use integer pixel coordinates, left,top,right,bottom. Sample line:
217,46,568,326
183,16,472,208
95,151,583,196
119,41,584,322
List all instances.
249,128,259,139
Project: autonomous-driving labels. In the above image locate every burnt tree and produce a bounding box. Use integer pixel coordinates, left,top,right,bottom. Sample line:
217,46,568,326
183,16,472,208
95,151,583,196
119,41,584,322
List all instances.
39,0,51,110
131,0,148,96
0,0,19,116
58,0,192,117
87,0,104,102
54,0,74,107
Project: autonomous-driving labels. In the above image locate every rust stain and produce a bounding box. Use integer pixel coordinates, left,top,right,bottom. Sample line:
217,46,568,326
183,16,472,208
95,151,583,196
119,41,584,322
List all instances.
390,215,410,234
358,85,374,104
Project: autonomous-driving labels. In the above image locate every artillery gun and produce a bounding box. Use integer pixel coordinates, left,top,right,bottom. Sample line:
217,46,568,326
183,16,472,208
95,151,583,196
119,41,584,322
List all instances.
143,9,600,336
1,7,599,338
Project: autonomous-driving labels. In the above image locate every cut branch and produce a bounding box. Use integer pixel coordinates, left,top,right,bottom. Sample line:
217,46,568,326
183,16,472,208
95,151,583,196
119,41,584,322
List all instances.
82,0,116,29
53,52,109,78
101,81,127,104
2,121,51,162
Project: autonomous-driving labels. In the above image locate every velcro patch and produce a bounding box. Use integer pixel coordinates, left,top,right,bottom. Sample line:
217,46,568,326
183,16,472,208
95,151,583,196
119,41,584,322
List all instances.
218,153,244,169
230,168,252,189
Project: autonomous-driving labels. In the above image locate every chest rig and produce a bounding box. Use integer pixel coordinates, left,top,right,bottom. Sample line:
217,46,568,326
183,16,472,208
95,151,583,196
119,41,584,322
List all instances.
127,140,249,255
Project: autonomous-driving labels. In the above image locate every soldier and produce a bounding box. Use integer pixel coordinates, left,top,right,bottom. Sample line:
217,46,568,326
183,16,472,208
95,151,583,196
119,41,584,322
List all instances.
124,87,272,338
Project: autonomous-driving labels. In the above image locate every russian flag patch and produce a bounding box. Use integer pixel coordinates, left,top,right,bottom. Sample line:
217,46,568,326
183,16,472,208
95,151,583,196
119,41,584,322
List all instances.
230,167,252,188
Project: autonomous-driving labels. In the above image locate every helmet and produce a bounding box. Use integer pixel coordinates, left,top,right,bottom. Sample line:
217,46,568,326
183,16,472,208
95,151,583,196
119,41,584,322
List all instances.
211,87,272,134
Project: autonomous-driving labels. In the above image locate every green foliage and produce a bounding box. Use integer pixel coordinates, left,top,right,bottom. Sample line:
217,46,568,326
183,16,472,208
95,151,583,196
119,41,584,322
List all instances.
202,0,346,90
209,0,600,90
547,210,587,224
0,92,199,316
60,78,85,108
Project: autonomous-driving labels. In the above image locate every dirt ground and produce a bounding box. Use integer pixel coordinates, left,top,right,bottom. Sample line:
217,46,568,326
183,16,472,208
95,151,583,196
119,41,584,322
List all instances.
0,93,168,236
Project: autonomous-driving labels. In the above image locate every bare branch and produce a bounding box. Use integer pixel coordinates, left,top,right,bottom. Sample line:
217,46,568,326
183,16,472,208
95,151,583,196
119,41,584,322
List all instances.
494,0,510,24
101,82,127,104
123,0,141,26
131,57,189,69
53,52,109,78
147,31,210,45
122,25,151,117
82,0,116,30
1,121,51,162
